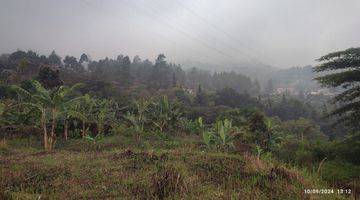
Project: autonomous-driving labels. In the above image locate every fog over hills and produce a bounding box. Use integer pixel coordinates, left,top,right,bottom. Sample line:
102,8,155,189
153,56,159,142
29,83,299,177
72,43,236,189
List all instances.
181,60,319,91
1,0,359,68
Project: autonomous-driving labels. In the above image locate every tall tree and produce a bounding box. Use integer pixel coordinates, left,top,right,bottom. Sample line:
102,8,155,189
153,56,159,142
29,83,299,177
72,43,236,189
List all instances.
195,84,207,106
79,53,89,63
149,54,171,89
121,56,132,87
132,55,141,64
63,55,84,73
48,50,61,66
314,47,360,129
215,87,257,108
37,65,63,89
63,56,78,68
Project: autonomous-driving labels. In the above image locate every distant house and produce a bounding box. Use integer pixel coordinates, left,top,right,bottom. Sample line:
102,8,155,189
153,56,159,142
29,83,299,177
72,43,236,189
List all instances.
184,88,195,95
274,87,297,95
309,88,334,96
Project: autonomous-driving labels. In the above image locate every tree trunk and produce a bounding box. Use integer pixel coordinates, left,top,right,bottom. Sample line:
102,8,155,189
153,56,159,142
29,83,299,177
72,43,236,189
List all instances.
267,130,272,151
64,120,68,140
98,123,103,135
82,121,86,137
49,109,57,151
301,132,304,142
41,111,49,151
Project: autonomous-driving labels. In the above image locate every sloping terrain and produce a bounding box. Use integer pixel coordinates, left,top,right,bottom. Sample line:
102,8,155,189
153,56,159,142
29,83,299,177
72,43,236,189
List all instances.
0,135,348,200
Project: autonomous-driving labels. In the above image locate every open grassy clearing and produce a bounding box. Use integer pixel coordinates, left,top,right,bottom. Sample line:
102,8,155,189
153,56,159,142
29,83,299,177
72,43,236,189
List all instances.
0,134,350,200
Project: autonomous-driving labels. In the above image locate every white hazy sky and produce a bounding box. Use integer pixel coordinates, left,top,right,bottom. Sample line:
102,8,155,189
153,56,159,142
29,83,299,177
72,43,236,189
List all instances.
0,0,359,68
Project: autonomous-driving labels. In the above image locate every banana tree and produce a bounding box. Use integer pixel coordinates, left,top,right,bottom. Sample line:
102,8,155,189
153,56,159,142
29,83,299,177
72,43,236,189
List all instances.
124,111,144,143
61,109,86,140
11,80,83,151
73,94,95,137
123,99,150,143
178,117,199,134
1,100,41,132
124,98,151,133
195,117,205,134
134,98,151,131
213,119,236,148
201,119,237,150
124,111,143,133
151,96,182,132
181,117,205,135
202,129,214,147
264,118,282,151
93,98,117,135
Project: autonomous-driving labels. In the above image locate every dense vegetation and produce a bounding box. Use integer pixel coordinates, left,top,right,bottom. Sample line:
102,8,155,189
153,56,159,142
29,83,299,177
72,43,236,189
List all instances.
314,47,360,129
0,49,359,199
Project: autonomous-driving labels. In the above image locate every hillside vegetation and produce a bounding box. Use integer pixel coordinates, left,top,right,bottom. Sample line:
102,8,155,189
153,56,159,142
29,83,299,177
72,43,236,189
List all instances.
0,133,348,200
0,49,359,199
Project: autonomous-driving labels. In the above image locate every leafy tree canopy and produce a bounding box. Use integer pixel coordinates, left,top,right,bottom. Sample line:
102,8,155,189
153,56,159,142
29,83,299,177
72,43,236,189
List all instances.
314,47,360,129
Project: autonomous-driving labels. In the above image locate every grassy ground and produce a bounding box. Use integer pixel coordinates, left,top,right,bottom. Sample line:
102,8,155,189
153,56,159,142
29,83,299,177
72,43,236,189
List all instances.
0,133,352,199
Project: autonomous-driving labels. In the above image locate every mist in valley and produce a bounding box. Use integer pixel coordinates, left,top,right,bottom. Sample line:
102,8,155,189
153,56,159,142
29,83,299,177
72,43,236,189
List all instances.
0,1,359,199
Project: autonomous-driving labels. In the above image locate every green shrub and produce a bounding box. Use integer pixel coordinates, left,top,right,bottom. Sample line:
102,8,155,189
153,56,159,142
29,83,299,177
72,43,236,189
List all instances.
294,148,313,167
321,160,360,185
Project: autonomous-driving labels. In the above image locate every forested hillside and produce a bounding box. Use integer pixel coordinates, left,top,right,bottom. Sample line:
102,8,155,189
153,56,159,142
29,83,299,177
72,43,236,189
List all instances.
0,49,359,199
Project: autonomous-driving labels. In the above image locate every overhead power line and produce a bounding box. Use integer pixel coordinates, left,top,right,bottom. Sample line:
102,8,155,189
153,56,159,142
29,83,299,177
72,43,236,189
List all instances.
173,0,247,47
122,0,235,59
78,0,214,61
172,0,279,65
170,0,259,61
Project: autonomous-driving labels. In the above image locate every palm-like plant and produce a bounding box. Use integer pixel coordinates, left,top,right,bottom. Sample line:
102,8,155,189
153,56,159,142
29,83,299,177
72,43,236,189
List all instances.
136,98,151,130
61,107,87,140
124,112,142,133
73,94,95,137
202,129,214,147
11,80,83,150
93,98,117,134
124,111,145,143
213,119,236,148
124,98,151,133
264,118,283,151
0,99,39,130
151,96,182,132
152,96,171,132
177,117,205,135
195,117,204,134
202,119,238,150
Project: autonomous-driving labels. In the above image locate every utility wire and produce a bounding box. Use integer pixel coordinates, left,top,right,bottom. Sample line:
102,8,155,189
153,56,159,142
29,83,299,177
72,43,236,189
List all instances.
173,0,249,48
78,0,211,61
171,0,258,61
80,0,275,66
122,0,234,59
174,0,277,65
149,0,249,60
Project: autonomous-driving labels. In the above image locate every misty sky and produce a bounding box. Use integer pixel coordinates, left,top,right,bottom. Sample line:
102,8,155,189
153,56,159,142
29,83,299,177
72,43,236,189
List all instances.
0,0,359,68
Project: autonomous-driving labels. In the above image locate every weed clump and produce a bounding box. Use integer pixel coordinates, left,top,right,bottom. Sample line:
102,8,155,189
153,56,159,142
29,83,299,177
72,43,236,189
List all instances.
150,164,189,199
1,162,71,198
